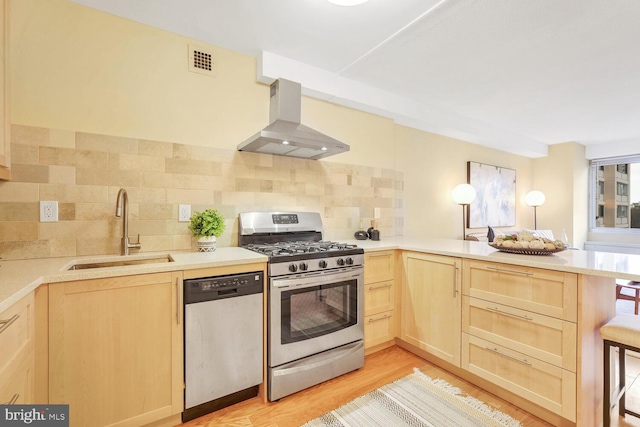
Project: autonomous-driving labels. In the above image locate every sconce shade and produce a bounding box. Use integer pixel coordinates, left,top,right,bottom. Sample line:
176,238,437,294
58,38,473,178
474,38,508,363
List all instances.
525,190,546,207
452,184,477,205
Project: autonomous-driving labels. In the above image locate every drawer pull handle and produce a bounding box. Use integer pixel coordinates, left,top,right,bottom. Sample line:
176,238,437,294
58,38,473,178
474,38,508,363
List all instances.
367,253,391,258
0,314,19,335
368,314,392,323
5,394,19,405
486,306,533,321
368,283,392,291
453,266,458,298
485,347,532,366
486,266,533,276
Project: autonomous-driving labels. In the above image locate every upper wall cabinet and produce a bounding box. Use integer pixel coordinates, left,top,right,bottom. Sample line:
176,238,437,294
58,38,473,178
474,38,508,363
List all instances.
0,0,10,180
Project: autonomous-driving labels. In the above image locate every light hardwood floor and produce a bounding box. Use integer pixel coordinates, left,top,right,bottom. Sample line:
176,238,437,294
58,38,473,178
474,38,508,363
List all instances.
181,345,554,427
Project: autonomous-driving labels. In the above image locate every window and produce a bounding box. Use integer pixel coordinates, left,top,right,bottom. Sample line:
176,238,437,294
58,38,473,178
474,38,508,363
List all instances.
590,155,640,230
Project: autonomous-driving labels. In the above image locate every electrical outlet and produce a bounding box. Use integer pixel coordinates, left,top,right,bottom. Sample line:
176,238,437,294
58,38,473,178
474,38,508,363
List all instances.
179,204,191,222
40,201,59,222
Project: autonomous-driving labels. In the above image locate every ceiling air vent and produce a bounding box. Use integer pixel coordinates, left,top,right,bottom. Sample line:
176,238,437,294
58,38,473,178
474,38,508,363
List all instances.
188,44,216,77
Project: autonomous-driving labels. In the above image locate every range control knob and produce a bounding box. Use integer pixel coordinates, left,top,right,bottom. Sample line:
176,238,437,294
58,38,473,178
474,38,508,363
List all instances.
336,258,345,266
319,260,328,268
289,263,298,273
346,257,354,265
299,262,308,271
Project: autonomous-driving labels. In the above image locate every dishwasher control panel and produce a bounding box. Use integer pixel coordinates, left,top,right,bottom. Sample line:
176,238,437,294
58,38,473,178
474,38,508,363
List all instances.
184,271,263,304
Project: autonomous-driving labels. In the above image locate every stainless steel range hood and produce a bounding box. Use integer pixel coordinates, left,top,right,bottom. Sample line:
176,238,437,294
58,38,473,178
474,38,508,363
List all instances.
237,79,349,160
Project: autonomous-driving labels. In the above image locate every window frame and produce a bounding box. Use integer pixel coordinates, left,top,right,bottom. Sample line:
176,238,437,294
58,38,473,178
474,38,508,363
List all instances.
589,154,640,234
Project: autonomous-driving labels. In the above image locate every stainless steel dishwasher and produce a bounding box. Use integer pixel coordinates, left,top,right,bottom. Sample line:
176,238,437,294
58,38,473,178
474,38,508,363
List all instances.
182,271,264,422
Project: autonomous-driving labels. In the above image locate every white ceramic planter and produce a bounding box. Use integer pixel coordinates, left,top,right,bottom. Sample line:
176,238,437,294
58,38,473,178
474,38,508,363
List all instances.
197,236,217,252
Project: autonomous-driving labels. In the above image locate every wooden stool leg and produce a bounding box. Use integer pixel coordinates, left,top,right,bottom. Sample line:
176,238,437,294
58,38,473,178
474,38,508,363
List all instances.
620,346,627,417
605,340,611,427
635,290,639,315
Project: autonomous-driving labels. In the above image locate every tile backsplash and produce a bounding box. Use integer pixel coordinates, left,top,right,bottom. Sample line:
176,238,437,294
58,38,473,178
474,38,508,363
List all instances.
0,125,403,260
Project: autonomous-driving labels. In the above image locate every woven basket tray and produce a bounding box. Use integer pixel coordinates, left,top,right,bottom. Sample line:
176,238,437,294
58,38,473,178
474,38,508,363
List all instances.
488,243,566,256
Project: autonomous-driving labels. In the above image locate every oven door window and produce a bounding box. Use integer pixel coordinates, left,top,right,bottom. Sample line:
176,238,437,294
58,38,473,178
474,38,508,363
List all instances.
281,279,357,344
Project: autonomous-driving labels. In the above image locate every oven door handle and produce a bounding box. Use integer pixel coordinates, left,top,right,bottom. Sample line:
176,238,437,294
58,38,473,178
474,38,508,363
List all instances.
272,268,362,288
272,341,363,377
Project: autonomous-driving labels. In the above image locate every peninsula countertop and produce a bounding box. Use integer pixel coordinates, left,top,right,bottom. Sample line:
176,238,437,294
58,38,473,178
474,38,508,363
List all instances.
347,236,640,282
0,248,268,313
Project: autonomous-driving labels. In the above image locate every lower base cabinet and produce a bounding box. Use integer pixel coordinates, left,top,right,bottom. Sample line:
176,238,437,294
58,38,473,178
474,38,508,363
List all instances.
462,333,576,422
48,272,183,427
364,310,395,348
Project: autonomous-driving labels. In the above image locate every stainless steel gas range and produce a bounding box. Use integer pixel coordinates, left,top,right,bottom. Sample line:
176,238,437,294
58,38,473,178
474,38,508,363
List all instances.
239,211,364,401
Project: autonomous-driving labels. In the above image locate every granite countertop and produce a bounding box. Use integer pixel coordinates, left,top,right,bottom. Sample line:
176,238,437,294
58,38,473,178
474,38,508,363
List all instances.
0,248,268,313
349,236,640,282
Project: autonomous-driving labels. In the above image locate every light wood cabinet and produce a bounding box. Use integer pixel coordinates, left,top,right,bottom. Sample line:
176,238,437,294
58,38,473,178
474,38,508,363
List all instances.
461,259,578,421
0,0,10,180
401,252,461,367
0,292,34,404
49,272,183,427
364,251,395,352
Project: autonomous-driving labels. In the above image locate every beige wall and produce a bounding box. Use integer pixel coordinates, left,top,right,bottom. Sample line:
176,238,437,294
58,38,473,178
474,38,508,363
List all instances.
395,125,534,240
532,142,589,249
5,0,592,261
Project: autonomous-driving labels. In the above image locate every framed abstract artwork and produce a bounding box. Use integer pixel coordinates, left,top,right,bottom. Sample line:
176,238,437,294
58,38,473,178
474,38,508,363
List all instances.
467,161,516,228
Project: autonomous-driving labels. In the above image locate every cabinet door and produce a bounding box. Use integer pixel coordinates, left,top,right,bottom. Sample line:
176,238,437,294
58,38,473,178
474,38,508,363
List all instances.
0,0,10,180
49,272,183,427
401,252,461,366
0,292,34,403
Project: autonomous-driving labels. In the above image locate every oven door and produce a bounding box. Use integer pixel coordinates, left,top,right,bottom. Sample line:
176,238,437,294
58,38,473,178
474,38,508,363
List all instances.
269,266,364,367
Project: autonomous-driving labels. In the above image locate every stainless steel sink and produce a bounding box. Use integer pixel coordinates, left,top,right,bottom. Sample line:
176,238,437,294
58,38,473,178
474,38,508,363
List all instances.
66,255,174,270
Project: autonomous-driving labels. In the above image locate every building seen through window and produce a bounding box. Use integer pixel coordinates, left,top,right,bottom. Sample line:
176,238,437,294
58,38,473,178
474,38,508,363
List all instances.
591,156,640,229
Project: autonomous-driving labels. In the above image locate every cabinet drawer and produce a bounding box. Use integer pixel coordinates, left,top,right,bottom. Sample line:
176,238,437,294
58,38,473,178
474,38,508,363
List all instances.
365,310,395,348
364,251,395,283
462,260,577,322
0,293,34,379
364,280,394,315
462,334,576,421
462,296,576,371
0,352,33,405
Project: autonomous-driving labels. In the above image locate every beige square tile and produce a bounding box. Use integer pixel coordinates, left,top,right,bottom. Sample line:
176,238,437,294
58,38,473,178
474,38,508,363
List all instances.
129,220,167,236
166,220,191,235
172,173,218,190
74,203,113,221
219,163,257,179
171,234,192,251
40,184,108,203
40,146,109,169
76,238,119,256
49,166,76,185
49,129,76,149
0,240,50,260
0,182,40,202
10,164,50,183
49,239,77,257
139,204,174,221
166,189,214,205
11,125,49,146
141,172,173,189
235,178,261,192
0,203,39,221
0,222,39,240
137,235,173,253
59,203,76,221
112,153,165,172
166,158,222,176
76,132,138,153
138,139,173,158
10,144,39,164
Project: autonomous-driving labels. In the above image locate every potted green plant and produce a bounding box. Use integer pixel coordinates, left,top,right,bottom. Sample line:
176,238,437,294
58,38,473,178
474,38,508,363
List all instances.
188,208,226,252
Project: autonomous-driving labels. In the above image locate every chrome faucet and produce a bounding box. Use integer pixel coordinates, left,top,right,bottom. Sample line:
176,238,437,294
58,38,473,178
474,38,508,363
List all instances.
115,188,141,255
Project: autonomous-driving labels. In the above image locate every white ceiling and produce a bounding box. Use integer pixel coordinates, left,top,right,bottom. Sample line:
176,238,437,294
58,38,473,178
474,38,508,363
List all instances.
70,0,640,159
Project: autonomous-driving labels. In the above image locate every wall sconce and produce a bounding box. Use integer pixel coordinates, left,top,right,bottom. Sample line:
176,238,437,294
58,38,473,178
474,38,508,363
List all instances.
452,183,477,240
525,190,545,230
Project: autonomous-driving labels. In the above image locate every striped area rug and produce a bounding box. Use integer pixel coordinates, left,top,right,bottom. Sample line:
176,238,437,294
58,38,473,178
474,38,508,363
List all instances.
301,369,523,427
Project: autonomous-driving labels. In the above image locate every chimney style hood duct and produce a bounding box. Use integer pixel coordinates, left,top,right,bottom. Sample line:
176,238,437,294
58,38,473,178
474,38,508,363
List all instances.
237,79,349,160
